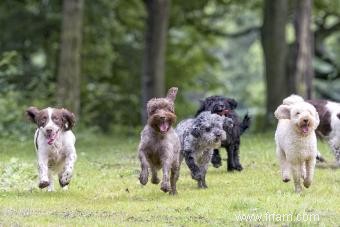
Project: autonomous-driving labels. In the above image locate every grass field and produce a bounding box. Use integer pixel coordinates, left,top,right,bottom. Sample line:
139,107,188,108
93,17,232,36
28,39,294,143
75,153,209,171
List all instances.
0,132,339,226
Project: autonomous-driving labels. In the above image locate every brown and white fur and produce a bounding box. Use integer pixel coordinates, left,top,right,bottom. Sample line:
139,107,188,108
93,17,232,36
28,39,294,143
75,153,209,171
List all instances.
26,107,77,191
138,87,181,195
274,95,320,193
307,99,340,166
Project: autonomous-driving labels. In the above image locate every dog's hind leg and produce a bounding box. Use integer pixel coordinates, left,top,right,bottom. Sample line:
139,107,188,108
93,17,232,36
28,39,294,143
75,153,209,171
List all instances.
232,140,243,171
151,167,160,184
303,158,316,188
226,144,236,171
211,149,222,168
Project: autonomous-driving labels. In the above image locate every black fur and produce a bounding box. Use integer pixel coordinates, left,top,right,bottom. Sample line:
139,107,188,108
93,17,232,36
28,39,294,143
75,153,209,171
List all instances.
195,96,251,171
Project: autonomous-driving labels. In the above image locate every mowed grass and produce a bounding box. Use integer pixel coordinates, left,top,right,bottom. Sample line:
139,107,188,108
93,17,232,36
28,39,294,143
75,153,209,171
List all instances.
0,132,339,226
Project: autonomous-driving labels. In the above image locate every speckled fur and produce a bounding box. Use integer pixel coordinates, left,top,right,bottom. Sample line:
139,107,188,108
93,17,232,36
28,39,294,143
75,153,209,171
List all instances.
176,111,233,188
196,96,251,171
138,87,181,195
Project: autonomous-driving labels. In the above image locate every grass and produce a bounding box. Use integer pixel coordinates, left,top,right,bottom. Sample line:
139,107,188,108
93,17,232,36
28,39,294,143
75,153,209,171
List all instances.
0,132,339,226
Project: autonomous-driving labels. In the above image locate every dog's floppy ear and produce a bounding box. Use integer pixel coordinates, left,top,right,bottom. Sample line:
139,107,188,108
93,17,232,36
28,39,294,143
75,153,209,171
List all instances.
274,105,291,120
191,126,201,138
166,87,178,102
61,108,76,131
26,106,40,124
226,98,237,110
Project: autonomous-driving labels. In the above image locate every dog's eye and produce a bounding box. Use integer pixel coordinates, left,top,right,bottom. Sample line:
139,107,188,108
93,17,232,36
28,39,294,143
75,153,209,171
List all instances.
205,127,211,132
296,112,300,115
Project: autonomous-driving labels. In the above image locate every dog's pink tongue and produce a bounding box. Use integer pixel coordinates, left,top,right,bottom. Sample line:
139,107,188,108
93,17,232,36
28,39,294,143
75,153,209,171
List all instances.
159,122,169,133
302,126,309,133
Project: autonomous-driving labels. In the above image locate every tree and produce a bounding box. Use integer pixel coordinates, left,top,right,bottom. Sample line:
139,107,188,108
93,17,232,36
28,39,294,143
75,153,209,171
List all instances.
261,0,288,124
57,0,84,117
291,0,314,99
141,0,171,123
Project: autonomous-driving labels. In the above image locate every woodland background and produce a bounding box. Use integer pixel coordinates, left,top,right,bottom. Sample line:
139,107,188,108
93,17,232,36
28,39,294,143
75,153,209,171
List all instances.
1,0,340,137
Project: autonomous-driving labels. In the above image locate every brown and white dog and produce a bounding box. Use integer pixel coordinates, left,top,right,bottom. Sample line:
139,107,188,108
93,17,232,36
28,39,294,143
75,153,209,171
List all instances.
26,107,77,191
307,99,340,166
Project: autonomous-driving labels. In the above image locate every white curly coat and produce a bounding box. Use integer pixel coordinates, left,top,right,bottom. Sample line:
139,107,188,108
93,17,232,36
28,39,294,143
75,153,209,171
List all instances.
274,95,320,193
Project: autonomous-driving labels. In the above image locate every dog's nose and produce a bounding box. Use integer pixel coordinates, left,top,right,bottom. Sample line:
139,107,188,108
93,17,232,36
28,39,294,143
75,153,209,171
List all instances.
46,129,52,134
303,119,309,123
215,132,222,137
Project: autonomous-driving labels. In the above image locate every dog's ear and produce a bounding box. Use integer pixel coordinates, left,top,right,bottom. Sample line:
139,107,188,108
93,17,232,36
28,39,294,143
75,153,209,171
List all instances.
26,106,40,124
191,126,201,138
61,108,76,131
274,105,291,120
226,98,237,110
166,87,178,102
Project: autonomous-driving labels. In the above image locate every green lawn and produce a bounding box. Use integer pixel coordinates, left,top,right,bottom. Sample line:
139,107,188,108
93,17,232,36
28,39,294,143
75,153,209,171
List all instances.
0,132,339,226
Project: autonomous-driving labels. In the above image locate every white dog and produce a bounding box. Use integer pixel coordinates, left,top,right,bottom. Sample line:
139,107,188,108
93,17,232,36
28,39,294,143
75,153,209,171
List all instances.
274,95,320,193
26,106,77,191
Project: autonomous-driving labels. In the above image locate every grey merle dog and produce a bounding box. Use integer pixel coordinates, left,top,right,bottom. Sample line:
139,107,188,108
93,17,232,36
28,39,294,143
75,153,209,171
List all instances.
176,111,233,188
196,96,251,171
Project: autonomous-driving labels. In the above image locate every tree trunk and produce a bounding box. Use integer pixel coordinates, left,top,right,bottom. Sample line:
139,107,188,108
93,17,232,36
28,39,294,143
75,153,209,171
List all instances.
57,0,84,117
261,0,288,125
141,0,170,124
292,0,314,99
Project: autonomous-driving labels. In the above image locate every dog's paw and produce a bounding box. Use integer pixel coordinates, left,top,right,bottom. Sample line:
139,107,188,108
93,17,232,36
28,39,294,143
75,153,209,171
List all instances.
38,181,50,189
59,172,72,187
211,156,222,168
197,181,208,189
191,171,202,181
303,180,312,188
235,164,243,171
282,178,290,183
169,189,178,196
139,171,148,185
160,182,171,193
59,178,70,188
151,176,160,184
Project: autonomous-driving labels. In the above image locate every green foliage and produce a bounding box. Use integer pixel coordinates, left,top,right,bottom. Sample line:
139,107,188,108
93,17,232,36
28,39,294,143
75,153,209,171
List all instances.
0,133,339,225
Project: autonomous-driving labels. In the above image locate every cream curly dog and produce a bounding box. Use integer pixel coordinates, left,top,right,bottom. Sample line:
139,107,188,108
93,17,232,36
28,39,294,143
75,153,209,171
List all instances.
274,95,320,193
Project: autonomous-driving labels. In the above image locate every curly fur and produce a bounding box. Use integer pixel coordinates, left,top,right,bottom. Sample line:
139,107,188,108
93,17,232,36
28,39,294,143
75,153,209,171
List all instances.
275,95,320,193
137,87,181,195
195,96,251,171
176,111,233,188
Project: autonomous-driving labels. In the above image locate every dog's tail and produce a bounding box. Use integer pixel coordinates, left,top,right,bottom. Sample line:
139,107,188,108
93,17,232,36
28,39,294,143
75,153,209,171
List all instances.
316,151,326,163
240,113,251,135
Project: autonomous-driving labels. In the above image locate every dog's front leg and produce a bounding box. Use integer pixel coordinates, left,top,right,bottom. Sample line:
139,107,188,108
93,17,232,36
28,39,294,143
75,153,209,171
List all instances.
59,148,77,188
138,149,149,185
160,161,171,193
37,152,49,189
291,164,302,193
303,158,316,188
183,149,201,181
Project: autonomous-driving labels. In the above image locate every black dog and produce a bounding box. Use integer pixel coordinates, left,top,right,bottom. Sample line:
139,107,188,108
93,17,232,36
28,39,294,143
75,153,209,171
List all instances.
196,96,251,171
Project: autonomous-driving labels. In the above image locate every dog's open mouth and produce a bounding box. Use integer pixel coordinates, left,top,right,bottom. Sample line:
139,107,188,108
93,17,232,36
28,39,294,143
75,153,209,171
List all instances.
46,130,60,145
159,121,170,134
217,109,229,116
300,123,310,134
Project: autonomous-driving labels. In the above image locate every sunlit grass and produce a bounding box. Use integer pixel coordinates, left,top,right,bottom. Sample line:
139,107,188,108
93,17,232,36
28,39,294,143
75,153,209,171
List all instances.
0,132,339,226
